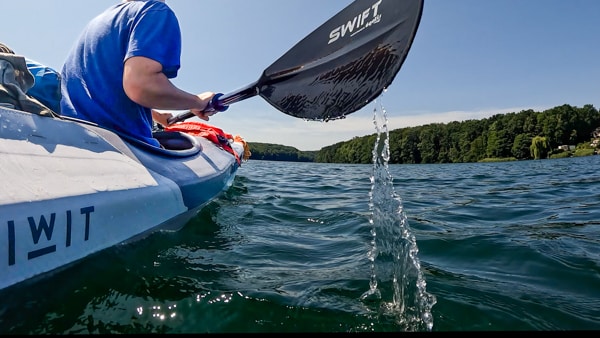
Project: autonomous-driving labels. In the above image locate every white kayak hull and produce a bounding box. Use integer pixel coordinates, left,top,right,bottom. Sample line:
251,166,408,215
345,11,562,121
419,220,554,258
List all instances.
0,106,244,290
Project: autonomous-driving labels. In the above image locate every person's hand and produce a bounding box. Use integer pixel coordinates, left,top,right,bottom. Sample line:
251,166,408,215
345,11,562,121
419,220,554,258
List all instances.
152,110,173,127
191,92,216,121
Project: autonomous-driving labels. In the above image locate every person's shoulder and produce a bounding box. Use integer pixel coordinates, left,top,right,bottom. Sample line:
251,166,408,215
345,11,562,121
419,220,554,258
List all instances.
129,0,174,16
132,0,171,9
139,1,177,23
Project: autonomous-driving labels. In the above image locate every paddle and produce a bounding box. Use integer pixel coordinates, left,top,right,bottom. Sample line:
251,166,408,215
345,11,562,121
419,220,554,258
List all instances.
167,0,424,125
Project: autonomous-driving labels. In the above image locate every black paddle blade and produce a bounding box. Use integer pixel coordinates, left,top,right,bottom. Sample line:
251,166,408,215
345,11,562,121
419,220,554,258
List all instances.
258,0,424,121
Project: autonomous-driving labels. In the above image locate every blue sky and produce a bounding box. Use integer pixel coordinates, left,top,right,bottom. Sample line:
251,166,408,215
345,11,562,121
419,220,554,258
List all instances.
2,0,598,151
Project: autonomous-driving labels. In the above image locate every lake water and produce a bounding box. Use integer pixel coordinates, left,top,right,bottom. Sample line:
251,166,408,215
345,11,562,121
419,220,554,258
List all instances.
1,153,599,332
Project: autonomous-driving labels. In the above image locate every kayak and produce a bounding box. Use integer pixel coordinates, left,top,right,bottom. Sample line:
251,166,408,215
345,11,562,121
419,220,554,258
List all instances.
0,0,424,291
0,105,248,291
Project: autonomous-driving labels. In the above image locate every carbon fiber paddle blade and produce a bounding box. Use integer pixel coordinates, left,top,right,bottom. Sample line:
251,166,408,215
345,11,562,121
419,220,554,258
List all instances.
259,0,424,121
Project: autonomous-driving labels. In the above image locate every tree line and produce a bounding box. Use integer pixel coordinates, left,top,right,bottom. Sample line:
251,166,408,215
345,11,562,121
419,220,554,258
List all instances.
248,104,600,164
246,143,317,162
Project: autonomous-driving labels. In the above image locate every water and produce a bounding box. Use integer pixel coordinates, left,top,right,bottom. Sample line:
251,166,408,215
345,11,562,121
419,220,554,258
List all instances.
1,156,599,332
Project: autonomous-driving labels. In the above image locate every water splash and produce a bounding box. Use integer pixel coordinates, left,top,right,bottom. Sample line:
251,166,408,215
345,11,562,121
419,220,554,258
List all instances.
360,94,436,331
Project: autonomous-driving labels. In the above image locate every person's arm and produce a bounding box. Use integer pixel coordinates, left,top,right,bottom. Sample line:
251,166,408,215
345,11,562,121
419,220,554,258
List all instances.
151,110,173,127
123,55,215,121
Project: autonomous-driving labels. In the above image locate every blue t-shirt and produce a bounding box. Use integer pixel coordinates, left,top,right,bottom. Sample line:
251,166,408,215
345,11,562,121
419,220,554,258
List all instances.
60,0,181,147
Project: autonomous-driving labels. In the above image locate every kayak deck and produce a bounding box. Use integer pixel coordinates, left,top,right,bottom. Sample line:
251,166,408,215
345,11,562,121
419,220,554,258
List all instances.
0,106,245,290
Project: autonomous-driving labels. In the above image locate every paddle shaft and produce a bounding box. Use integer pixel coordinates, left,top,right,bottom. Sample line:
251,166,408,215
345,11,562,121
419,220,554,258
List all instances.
167,83,259,125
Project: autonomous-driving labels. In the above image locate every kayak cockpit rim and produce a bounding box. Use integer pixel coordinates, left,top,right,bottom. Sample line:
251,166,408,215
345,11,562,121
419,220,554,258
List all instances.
58,115,202,158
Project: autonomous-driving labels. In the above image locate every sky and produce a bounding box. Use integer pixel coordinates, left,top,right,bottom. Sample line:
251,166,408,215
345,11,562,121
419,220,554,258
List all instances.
2,0,599,151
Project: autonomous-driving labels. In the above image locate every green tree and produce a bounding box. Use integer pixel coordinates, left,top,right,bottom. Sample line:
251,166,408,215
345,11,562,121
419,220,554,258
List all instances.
530,136,550,159
512,133,532,160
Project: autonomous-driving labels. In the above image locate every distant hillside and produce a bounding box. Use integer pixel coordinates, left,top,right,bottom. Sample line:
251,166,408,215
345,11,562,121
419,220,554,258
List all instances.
246,142,317,162
247,104,600,164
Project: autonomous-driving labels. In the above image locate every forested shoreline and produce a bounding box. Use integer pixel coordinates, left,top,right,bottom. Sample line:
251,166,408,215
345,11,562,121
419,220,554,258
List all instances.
248,104,600,164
